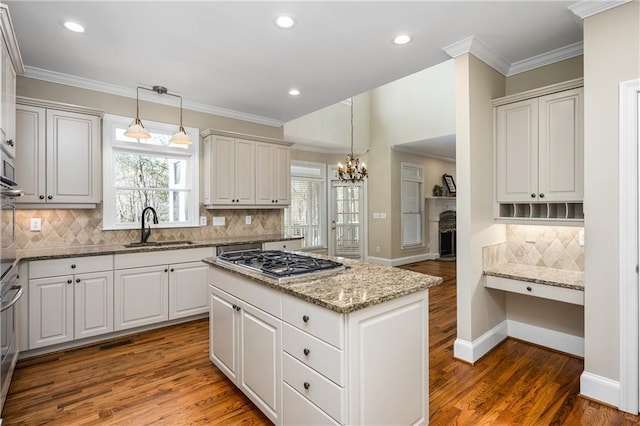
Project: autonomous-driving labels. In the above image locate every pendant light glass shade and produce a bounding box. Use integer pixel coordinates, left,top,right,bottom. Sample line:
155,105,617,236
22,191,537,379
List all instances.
170,126,191,144
124,87,151,139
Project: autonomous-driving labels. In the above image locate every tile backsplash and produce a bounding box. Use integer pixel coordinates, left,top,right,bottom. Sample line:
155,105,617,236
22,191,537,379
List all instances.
16,205,283,249
504,225,584,272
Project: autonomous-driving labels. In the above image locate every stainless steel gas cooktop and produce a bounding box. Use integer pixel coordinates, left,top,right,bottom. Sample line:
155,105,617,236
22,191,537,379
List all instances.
216,250,345,280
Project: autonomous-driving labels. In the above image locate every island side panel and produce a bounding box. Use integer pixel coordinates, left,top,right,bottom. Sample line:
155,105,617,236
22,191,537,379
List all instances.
347,290,429,425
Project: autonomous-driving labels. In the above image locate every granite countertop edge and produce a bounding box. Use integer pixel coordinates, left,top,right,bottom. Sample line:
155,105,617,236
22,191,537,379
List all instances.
16,235,303,262
484,263,584,291
203,257,443,314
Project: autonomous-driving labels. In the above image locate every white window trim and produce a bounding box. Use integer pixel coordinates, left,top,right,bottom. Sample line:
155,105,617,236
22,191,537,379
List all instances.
286,161,327,249
401,162,425,249
102,114,200,230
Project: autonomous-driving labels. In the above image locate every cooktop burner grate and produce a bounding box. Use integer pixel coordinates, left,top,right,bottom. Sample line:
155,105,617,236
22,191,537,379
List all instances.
217,250,344,279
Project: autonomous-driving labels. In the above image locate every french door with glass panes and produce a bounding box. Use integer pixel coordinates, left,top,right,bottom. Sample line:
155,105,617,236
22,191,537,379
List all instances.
329,182,364,259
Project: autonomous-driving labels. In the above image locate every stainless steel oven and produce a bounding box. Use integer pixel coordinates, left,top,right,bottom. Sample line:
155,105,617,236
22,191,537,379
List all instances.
1,152,21,281
0,266,21,413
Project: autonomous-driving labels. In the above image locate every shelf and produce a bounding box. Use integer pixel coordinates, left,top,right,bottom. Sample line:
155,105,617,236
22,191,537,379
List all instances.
496,202,584,224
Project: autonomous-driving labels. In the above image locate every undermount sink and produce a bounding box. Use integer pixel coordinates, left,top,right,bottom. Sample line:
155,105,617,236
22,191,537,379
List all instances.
124,240,196,248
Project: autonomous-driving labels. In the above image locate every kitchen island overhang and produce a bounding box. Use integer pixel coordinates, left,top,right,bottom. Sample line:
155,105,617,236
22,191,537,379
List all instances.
204,254,442,425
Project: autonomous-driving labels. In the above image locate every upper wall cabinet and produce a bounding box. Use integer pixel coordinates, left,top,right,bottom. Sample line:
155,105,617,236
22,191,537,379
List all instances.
0,4,24,159
201,129,292,209
15,98,103,208
493,79,584,224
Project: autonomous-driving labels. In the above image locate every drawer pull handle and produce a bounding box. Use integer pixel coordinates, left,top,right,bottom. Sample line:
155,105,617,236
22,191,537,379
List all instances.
526,286,532,292
71,264,76,269
303,348,310,356
303,382,310,390
302,315,309,323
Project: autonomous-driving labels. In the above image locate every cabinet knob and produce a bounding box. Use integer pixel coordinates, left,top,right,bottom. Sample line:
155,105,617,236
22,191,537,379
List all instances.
526,286,532,292
303,348,310,356
67,279,72,284
39,195,45,200
6,139,13,147
170,268,174,272
76,278,81,283
235,305,241,312
47,195,53,200
303,382,310,390
302,315,310,323
164,269,168,273
71,264,76,269
539,193,545,199
530,193,536,198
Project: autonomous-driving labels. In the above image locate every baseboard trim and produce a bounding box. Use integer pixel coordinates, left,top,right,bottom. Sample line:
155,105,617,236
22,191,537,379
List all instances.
454,321,508,364
507,320,584,357
366,253,437,267
580,371,620,408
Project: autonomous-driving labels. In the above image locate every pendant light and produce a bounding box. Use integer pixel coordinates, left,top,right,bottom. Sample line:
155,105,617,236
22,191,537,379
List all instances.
337,98,367,183
124,87,151,139
125,85,192,144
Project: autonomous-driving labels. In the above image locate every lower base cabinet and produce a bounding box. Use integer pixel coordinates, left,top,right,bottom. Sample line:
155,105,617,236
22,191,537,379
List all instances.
208,266,428,425
114,266,169,331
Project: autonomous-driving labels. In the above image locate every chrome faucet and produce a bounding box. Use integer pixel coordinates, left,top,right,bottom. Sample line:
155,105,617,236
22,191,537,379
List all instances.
141,206,159,243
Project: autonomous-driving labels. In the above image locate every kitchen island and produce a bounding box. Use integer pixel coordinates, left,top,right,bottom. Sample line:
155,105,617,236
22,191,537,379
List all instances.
204,254,442,425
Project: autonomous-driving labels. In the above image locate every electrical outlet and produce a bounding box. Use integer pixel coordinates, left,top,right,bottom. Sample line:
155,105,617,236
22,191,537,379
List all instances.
30,218,42,232
245,215,252,225
199,216,207,226
212,217,225,226
578,229,585,246
376,246,381,253
525,228,536,243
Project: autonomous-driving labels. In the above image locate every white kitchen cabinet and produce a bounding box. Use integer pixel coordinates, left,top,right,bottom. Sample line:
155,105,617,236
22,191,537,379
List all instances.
28,255,114,349
494,80,584,223
201,129,293,209
114,265,169,331
0,4,23,159
15,99,102,208
255,142,290,206
169,261,209,320
202,135,255,206
210,285,282,424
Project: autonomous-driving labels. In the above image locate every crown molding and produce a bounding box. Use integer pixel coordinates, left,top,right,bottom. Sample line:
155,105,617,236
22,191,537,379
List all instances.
22,66,284,128
568,0,630,19
507,41,583,76
0,4,24,74
443,35,510,76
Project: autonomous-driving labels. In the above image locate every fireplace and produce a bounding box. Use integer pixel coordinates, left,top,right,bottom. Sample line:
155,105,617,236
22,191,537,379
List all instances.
439,210,456,260
426,197,456,259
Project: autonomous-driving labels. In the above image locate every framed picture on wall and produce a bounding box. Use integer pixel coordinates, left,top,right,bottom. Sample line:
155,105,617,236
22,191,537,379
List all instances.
442,174,456,195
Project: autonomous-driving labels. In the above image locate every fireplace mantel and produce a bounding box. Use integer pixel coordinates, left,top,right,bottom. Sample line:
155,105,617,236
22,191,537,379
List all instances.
426,197,457,258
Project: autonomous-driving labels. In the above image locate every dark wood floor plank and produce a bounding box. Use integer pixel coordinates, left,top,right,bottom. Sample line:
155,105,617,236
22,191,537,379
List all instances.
2,260,638,424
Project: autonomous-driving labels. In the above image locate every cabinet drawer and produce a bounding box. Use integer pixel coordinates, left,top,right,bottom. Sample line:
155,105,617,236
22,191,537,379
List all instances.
283,323,344,386
282,293,343,349
283,353,344,424
209,268,281,318
283,382,339,426
30,255,113,278
485,275,584,306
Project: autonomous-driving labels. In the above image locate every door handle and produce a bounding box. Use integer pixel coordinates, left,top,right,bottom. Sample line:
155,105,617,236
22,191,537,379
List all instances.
331,220,336,230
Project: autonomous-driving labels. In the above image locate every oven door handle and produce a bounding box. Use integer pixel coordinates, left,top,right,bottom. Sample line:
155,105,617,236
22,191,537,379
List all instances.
1,189,24,198
0,285,23,312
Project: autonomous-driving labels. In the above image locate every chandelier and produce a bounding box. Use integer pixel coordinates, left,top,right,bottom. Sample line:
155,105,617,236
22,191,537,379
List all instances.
337,98,367,183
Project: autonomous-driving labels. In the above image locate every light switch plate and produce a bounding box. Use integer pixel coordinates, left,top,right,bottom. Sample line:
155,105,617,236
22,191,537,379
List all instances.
380,213,387,219
578,229,585,246
30,218,42,232
245,215,252,225
525,228,536,243
199,216,207,226
373,213,380,219
213,217,225,226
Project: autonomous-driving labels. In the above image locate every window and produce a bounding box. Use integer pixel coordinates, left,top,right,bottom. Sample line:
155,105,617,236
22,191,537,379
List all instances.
402,163,424,248
102,114,199,230
284,162,326,249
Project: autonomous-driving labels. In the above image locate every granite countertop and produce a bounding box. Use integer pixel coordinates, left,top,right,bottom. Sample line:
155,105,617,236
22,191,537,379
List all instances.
204,255,443,314
17,234,302,261
484,263,584,291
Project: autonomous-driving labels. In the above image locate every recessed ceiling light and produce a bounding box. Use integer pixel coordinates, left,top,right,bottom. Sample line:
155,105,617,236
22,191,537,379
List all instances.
393,34,412,45
276,15,295,29
63,21,85,33
289,89,300,96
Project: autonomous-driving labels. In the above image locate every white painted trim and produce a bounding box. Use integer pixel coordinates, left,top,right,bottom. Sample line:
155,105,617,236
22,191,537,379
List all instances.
507,319,584,357
442,36,510,76
619,79,640,414
580,372,620,408
365,253,437,267
0,4,24,73
391,144,455,163
568,0,630,19
507,41,583,76
22,66,283,127
453,321,508,364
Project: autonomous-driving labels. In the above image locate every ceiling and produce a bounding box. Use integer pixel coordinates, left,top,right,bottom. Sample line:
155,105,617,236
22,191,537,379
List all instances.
6,1,583,128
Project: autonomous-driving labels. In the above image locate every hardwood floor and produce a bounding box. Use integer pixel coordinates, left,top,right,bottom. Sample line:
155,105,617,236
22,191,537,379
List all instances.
3,260,639,424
